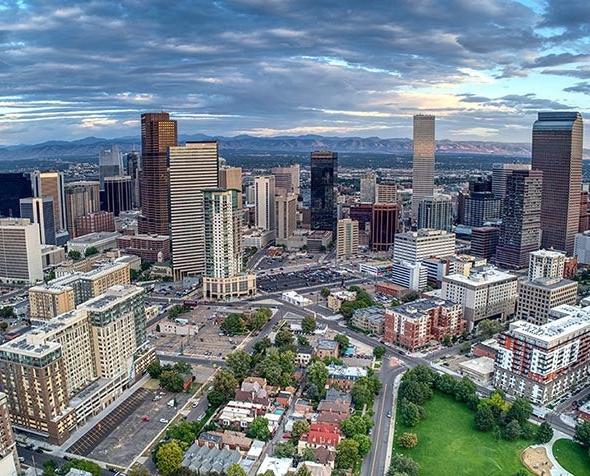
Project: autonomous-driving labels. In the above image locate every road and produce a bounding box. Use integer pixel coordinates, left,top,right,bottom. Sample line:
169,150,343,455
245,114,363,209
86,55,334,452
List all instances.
17,446,118,476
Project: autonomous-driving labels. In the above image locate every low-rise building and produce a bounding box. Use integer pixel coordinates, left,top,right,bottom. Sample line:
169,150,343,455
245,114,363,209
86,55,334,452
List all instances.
350,306,384,335
243,228,275,249
516,277,578,325
390,260,428,291
315,340,339,359
116,233,171,263
327,290,356,312
282,291,313,307
458,356,495,384
326,365,367,390
358,260,393,276
298,423,342,453
67,231,120,254
182,442,242,475
296,345,313,367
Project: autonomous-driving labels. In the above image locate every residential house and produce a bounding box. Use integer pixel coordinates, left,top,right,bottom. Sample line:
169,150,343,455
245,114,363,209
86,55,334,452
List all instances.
315,339,339,359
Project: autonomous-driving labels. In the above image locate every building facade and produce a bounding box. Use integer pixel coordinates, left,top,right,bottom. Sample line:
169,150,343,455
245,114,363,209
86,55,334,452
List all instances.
20,197,56,245
74,211,115,237
254,176,276,232
275,193,297,241
528,249,566,280
336,219,359,259
0,218,43,283
0,173,32,218
371,203,400,252
412,114,435,214
311,151,338,233
393,229,455,263
103,176,133,216
360,172,377,204
31,171,67,232
417,195,453,232
516,278,578,325
64,181,100,237
271,165,300,196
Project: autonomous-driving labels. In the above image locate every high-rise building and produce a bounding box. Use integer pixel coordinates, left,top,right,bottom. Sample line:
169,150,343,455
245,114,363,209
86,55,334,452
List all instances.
575,231,590,265
458,177,502,227
31,171,67,231
393,229,456,263
516,278,577,326
494,305,590,404
98,146,124,189
0,218,43,284
528,249,566,280
275,193,297,241
532,112,583,255
376,181,397,203
0,392,18,476
417,195,453,231
391,260,428,291
491,163,531,199
219,167,242,192
20,197,56,245
28,284,76,320
271,165,300,196
202,189,256,300
412,114,435,214
254,176,276,232
371,203,400,251
579,191,590,233
125,151,141,208
311,151,338,233
470,226,499,260
337,219,359,259
64,181,100,237
138,112,177,236
360,172,377,204
0,173,32,218
169,141,219,280
103,176,133,215
495,170,543,270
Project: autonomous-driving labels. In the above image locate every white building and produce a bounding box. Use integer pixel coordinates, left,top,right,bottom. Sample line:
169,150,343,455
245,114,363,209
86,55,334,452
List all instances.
575,231,590,265
0,218,43,283
442,266,518,329
528,249,566,280
255,176,276,231
282,291,312,307
391,260,428,291
393,229,455,264
360,171,376,203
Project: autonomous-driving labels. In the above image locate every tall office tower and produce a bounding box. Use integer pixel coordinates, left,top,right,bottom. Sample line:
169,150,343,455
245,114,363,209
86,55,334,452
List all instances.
169,141,219,280
0,392,18,476
494,305,590,404
275,193,297,241
580,191,590,232
19,197,56,245
103,176,133,215
254,175,276,231
412,114,435,215
495,170,543,270
219,167,242,191
0,218,43,283
31,171,67,231
360,171,377,203
202,189,256,300
138,112,177,235
376,181,397,203
125,151,141,208
417,195,453,231
0,173,32,218
311,151,338,233
271,164,300,196
458,177,502,227
337,218,359,258
98,146,124,189
491,163,532,199
371,203,400,251
64,181,100,237
470,226,499,260
532,112,583,255
393,229,456,263
528,249,566,280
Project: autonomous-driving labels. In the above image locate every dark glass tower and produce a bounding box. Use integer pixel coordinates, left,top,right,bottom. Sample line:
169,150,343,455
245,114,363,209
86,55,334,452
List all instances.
0,173,32,218
310,151,338,233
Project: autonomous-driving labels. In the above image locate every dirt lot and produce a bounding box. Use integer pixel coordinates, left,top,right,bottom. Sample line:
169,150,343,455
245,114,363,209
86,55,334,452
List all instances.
522,446,553,476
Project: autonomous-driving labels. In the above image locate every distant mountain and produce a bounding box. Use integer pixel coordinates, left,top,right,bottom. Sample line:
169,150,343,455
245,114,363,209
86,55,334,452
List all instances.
0,134,538,161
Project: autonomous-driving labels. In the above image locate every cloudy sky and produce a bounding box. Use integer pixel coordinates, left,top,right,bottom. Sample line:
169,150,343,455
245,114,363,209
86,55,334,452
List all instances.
1,0,590,145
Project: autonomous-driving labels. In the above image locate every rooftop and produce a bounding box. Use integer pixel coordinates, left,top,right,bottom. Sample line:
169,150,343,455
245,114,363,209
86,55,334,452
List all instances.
68,231,119,244
392,298,457,318
525,277,576,290
444,266,516,285
79,285,143,312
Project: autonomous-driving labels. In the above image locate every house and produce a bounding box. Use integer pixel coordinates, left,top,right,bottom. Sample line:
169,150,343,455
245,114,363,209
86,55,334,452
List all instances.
296,345,314,367
314,446,337,469
296,462,333,476
317,400,351,415
197,430,253,452
294,398,314,417
218,401,269,430
315,339,339,359
182,442,242,474
298,423,342,452
234,377,271,406
324,388,352,405
276,389,294,407
257,456,294,475
326,365,367,391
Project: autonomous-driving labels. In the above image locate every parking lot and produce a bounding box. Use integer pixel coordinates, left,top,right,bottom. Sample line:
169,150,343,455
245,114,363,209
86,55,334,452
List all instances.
69,385,194,467
257,267,344,292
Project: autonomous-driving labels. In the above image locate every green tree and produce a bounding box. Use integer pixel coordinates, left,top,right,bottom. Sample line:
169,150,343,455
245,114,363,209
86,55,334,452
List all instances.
434,373,457,395
535,422,554,444
84,246,99,257
353,433,372,456
61,460,101,476
321,287,331,298
574,421,590,447
160,370,184,393
0,306,15,319
398,379,432,405
397,432,418,448
68,250,81,260
274,441,296,458
298,335,309,346
128,464,151,476
275,327,294,348
247,308,271,331
247,416,271,441
388,453,419,476
477,319,502,338
398,399,422,427
259,347,295,387
301,447,316,462
155,440,184,476
351,379,374,409
503,419,522,440
43,460,58,476
225,350,252,381
341,415,372,437
474,402,496,432
292,419,311,439
454,377,477,403
0,321,8,332
335,438,360,469
221,313,246,335
307,361,328,397
166,420,198,445
208,369,237,406
506,397,533,425
227,464,247,476
334,334,350,350
295,466,313,476
302,316,317,334
373,345,386,359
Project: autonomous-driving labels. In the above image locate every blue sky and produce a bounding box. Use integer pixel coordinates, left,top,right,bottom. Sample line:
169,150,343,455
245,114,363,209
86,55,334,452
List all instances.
0,0,589,145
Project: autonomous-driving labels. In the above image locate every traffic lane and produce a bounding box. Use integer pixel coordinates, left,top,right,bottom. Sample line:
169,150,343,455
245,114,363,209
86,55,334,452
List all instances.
17,447,117,476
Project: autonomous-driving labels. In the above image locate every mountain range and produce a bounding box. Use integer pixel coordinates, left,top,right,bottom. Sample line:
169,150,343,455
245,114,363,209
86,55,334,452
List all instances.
0,134,540,161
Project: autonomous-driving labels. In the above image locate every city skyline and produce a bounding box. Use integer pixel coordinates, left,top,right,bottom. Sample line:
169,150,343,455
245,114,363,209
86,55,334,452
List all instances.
0,1,589,145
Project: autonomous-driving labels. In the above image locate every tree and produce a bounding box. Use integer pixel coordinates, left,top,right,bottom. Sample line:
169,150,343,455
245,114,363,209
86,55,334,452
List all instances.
341,414,372,437
0,306,15,319
477,319,502,338
221,313,246,336
247,416,271,441
298,335,309,346
503,419,522,440
128,464,151,476
454,377,477,403
398,400,421,427
68,250,81,260
291,419,311,439
160,370,184,393
335,438,360,469
166,421,198,445
227,464,247,476
43,460,58,476
307,361,328,397
398,379,432,405
301,447,316,462
61,460,101,476
84,246,99,257
274,441,297,458
574,421,590,447
208,369,237,406
295,466,312,476
506,397,533,425
321,287,331,298
0,321,8,332
259,347,295,387
351,379,374,409
155,440,183,476
247,308,271,331
334,334,350,350
474,402,496,432
225,350,252,381
397,432,418,449
535,422,554,444
434,373,456,395
302,316,317,334
275,327,294,348
353,434,372,456
373,345,386,359
388,454,419,476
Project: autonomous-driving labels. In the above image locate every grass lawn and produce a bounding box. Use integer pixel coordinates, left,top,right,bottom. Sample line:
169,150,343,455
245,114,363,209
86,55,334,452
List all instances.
394,392,533,476
552,438,590,476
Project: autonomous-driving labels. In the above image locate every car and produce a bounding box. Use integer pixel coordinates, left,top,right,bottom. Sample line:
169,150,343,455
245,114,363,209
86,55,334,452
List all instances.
142,415,150,422
159,418,169,423
387,412,392,418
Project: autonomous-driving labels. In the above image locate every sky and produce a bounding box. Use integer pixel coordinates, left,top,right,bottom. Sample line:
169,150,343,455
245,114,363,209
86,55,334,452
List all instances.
1,0,590,145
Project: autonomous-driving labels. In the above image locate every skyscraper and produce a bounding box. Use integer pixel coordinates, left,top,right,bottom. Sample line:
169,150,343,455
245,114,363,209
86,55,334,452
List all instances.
311,151,338,232
275,193,297,241
19,197,56,245
458,177,502,227
219,167,242,191
169,141,219,280
64,181,100,237
31,171,66,231
272,165,300,196
125,151,141,208
412,114,435,214
98,146,124,189
103,176,133,216
0,173,32,218
360,171,377,204
532,112,583,255
254,175,276,231
491,163,531,199
138,112,177,236
495,170,543,269
337,218,359,258
371,203,400,251
417,195,453,231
